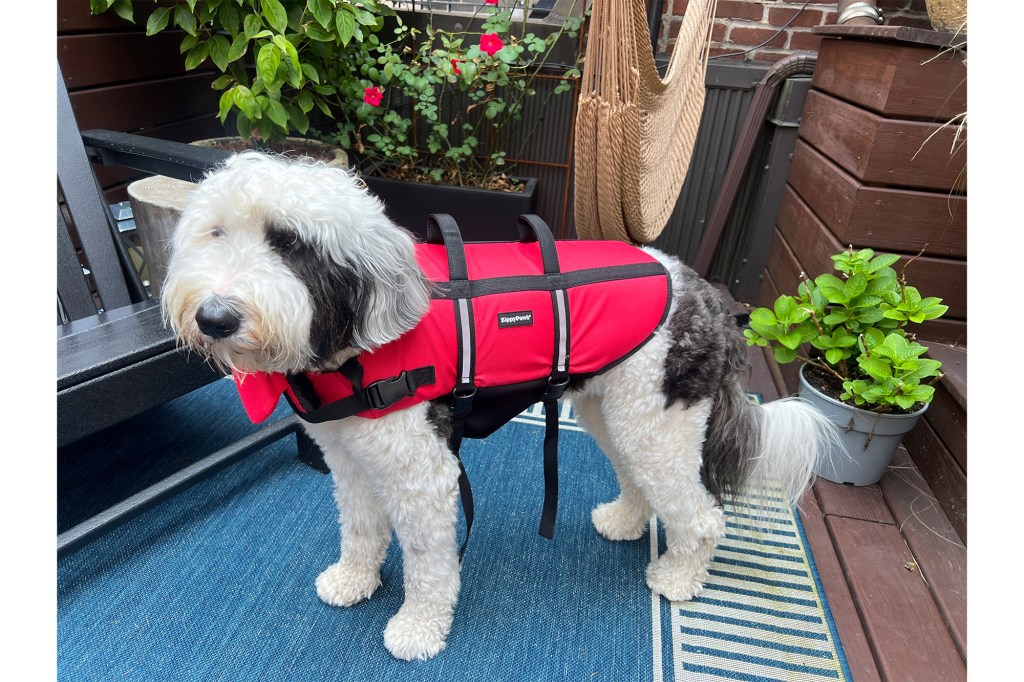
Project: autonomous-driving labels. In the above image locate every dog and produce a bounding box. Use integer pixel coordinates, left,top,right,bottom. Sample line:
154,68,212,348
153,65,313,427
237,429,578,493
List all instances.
161,151,837,661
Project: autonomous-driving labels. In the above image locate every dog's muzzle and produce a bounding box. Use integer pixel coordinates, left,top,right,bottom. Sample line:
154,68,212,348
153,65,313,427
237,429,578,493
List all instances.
196,297,242,339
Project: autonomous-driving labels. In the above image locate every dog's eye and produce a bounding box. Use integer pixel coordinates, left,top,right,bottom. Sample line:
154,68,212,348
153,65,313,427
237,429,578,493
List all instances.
210,227,224,239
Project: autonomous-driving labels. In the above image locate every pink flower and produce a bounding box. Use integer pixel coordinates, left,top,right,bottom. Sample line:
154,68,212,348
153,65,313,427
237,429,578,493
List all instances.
363,86,383,107
479,32,504,57
451,59,462,75
484,0,498,5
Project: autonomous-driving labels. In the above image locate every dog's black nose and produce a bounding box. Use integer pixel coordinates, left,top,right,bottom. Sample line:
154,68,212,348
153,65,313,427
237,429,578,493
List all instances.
196,298,241,339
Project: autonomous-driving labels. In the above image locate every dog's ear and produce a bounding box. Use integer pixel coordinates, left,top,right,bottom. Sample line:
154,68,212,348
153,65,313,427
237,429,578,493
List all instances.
348,223,431,350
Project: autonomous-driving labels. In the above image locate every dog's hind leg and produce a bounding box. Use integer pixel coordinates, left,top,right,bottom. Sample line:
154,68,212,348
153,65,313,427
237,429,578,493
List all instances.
327,403,462,661
573,394,652,541
308,428,393,609
606,393,724,602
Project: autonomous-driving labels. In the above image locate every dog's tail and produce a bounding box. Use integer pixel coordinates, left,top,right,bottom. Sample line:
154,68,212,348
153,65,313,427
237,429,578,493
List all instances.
702,365,839,506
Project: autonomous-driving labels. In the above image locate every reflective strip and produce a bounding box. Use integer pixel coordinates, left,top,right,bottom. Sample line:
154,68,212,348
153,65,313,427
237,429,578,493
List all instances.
458,298,472,385
554,289,568,373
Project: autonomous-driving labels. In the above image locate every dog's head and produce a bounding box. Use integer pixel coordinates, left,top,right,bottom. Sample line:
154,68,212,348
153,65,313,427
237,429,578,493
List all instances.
161,151,430,374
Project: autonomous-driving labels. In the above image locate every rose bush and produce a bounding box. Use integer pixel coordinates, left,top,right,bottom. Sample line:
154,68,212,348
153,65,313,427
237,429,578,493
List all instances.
91,0,585,190
336,2,584,189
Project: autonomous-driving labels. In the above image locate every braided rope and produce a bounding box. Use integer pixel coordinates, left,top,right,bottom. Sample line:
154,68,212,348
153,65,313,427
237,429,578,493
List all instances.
574,0,717,243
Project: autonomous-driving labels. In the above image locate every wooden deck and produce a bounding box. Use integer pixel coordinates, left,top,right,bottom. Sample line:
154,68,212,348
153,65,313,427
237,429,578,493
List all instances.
738,311,967,681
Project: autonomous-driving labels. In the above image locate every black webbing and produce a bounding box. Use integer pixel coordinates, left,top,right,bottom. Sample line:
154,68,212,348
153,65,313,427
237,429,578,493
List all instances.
426,214,468,281
517,214,561,275
285,360,436,424
447,409,475,562
538,397,561,539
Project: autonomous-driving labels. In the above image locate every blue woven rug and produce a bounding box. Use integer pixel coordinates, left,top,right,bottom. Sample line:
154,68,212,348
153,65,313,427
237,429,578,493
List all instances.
57,379,850,681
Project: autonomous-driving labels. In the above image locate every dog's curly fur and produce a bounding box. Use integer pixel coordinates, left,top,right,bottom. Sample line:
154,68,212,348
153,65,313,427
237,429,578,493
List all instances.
162,152,838,661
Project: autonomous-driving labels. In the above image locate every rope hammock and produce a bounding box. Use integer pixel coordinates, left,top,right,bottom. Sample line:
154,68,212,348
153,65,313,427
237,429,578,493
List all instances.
573,0,717,243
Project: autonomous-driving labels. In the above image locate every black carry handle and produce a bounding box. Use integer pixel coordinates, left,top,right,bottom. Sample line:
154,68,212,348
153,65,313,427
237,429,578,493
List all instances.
426,213,469,282
516,214,561,275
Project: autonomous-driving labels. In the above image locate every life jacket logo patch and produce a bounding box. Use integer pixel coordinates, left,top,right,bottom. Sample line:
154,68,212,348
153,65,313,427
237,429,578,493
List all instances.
498,310,533,328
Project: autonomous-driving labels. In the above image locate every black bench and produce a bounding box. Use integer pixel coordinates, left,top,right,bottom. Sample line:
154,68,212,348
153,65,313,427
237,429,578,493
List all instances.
57,64,311,556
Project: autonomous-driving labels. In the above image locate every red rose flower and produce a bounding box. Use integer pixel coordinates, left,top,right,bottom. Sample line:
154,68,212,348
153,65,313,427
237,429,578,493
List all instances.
484,0,498,5
479,33,504,57
451,59,462,75
363,86,383,107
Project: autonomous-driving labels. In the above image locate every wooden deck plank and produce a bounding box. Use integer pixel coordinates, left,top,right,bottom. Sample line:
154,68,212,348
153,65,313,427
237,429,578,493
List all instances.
881,449,967,661
813,477,895,525
797,493,882,682
828,515,967,681
901,419,967,543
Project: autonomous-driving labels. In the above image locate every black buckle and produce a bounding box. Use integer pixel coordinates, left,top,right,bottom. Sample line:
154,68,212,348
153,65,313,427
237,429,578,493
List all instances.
451,386,477,419
542,374,569,402
365,371,416,411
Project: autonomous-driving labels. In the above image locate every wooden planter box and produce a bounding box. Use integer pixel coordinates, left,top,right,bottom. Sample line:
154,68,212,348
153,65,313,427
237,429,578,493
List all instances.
754,25,967,538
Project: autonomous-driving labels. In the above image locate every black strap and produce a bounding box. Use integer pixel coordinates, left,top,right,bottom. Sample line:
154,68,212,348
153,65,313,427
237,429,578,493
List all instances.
426,213,468,282
516,214,561,275
538,375,569,539
447,407,475,563
285,360,437,424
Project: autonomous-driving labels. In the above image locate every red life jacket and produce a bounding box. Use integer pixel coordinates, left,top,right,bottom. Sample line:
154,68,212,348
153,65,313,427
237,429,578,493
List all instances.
232,215,671,549
233,215,672,431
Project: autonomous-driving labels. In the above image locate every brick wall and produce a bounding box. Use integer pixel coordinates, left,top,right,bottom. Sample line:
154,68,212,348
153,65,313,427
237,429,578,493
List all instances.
659,0,934,62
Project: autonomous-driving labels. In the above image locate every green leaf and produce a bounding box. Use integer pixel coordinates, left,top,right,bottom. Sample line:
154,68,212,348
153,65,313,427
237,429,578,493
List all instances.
906,385,935,403
773,346,797,365
859,357,893,379
844,272,868,298
773,295,797,322
777,330,803,351
308,0,335,28
256,43,282,87
174,4,197,35
110,0,134,23
262,0,288,34
89,1,115,16
336,11,356,46
234,85,260,119
208,35,231,72
301,63,321,83
869,253,900,271
228,34,250,62
244,14,263,39
146,6,172,35
265,99,289,128
217,88,236,123
184,41,210,70
288,106,310,134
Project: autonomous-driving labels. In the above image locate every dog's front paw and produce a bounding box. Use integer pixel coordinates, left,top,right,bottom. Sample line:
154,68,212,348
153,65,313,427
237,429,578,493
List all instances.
645,553,709,602
382,604,453,661
591,500,649,541
315,561,381,607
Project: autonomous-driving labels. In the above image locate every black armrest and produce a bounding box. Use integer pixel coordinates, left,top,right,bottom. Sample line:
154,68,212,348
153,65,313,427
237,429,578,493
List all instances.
80,129,231,183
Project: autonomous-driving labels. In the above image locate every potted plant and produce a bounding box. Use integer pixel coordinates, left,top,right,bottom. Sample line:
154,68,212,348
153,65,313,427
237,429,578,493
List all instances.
743,247,949,485
91,0,585,237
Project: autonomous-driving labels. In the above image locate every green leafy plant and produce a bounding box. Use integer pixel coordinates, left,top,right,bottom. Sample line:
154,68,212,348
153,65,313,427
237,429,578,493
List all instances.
333,1,584,190
743,247,948,413
90,0,584,191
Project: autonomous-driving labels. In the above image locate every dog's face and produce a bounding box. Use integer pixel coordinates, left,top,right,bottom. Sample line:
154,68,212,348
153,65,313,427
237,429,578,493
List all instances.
161,151,430,374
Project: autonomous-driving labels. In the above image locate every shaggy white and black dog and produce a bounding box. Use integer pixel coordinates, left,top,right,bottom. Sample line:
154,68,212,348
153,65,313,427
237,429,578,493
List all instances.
162,151,836,661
